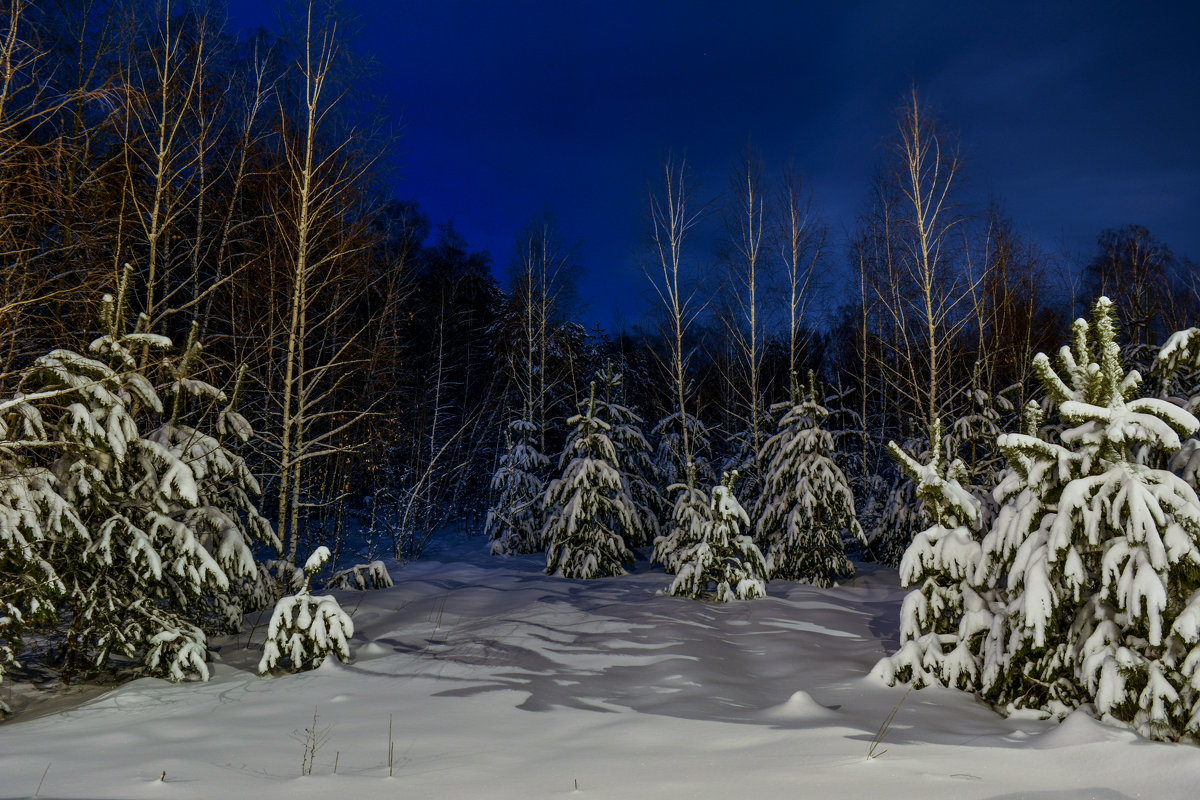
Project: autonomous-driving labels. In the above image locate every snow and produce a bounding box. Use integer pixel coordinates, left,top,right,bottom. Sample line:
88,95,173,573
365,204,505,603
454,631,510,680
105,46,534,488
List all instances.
4,531,1200,799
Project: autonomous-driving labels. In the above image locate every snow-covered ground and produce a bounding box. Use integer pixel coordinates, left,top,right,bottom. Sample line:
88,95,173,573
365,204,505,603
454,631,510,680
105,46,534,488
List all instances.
4,532,1200,799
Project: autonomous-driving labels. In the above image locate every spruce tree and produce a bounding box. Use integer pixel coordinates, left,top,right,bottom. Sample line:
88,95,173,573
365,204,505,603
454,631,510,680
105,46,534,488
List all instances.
542,383,637,578
0,270,276,688
973,399,1075,708
653,462,709,573
667,471,768,601
756,374,866,586
872,418,985,690
976,299,1200,737
259,547,354,674
486,418,549,554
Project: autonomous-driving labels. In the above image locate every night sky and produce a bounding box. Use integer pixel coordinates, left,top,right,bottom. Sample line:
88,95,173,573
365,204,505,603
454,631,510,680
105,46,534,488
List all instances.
228,1,1200,331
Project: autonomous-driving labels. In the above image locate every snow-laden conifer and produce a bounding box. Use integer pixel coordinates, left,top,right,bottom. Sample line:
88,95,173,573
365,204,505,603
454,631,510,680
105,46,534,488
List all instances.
667,471,767,601
486,418,549,554
259,547,354,674
872,418,985,690
0,268,276,686
971,399,1077,709
975,299,1200,738
653,462,708,573
756,374,866,586
542,383,636,578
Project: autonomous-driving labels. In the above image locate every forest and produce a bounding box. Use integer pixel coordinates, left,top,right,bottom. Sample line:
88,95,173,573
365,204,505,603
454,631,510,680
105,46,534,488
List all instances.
4,0,1200,757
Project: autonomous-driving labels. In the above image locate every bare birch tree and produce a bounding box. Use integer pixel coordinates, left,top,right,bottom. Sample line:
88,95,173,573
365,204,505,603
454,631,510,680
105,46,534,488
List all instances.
721,150,768,472
270,1,378,565
875,88,979,445
777,165,824,401
645,155,705,485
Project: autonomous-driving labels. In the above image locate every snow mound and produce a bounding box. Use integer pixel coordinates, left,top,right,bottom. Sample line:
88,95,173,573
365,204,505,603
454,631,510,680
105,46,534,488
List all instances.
1030,709,1135,749
761,689,840,721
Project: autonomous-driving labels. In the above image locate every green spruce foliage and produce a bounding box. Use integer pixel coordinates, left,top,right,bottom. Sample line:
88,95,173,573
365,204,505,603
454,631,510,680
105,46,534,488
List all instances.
756,374,865,586
0,269,276,698
667,471,767,602
542,383,637,578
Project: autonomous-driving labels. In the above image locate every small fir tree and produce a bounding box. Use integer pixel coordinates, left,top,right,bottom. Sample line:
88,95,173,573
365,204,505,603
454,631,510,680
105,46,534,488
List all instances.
542,383,637,578
486,418,549,554
667,471,768,602
259,547,354,674
872,418,985,690
653,461,709,573
756,374,866,586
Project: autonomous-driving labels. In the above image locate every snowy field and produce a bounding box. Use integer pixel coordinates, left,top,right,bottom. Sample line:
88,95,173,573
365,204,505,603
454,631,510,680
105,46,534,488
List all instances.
4,532,1200,800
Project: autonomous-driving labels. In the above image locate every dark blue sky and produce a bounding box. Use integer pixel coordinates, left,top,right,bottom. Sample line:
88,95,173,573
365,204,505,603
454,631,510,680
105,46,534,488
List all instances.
228,1,1200,331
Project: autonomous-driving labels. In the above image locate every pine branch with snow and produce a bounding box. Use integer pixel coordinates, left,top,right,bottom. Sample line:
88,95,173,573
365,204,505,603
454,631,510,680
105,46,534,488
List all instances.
326,561,394,591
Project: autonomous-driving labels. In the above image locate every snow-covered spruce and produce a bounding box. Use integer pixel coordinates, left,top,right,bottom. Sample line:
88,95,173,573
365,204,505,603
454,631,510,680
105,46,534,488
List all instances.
542,382,637,579
259,547,354,674
755,376,866,586
486,418,549,554
972,399,1080,710
873,298,1200,742
594,362,660,546
0,271,276,687
975,298,1200,739
667,471,768,602
872,417,984,690
652,462,709,574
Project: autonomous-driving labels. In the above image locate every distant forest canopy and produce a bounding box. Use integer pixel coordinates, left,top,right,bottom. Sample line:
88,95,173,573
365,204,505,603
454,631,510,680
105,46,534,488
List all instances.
0,0,1196,566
